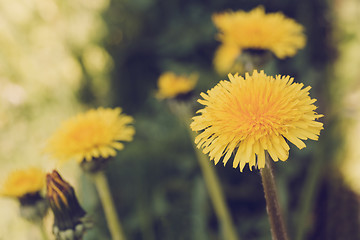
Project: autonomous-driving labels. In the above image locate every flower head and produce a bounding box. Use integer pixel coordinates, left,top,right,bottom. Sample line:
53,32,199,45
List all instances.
46,170,90,239
46,107,135,163
156,72,198,100
212,6,306,61
1,167,48,222
191,70,323,171
213,43,243,74
1,168,45,198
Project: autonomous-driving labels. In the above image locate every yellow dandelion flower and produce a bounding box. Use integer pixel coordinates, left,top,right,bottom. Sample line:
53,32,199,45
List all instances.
156,72,198,99
213,43,243,74
1,168,45,198
191,70,323,171
46,107,135,163
212,6,306,59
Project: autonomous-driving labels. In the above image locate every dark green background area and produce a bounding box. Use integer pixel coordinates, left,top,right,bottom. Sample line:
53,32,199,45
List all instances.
78,0,359,239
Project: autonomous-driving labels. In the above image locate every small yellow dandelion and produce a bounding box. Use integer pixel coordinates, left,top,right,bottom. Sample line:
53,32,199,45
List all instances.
46,107,135,163
1,168,45,198
213,43,243,74
212,6,306,67
156,72,198,100
191,70,323,171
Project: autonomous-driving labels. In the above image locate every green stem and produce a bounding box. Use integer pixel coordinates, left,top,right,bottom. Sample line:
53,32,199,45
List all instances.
38,221,50,240
191,133,239,240
294,150,323,240
260,153,289,240
174,103,239,240
91,171,126,240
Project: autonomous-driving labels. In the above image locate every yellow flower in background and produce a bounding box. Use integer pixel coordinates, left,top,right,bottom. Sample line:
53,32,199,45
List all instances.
46,107,135,163
1,168,45,198
156,72,198,100
213,43,243,74
191,70,323,171
212,6,306,60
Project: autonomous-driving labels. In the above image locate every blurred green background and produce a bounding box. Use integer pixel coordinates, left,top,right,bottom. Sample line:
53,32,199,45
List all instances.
1,0,360,239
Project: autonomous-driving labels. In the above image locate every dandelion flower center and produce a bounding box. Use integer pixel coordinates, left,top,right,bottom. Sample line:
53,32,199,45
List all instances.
69,122,101,142
191,70,323,171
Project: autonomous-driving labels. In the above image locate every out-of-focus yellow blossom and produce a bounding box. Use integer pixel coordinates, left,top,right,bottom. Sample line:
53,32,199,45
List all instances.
46,108,135,163
191,70,323,171
1,168,45,198
212,6,306,73
156,72,198,100
213,43,243,74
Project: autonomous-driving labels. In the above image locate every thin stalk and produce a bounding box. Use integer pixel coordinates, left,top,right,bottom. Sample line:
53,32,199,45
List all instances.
260,153,289,240
294,149,323,240
190,130,239,240
38,221,50,240
172,101,239,240
91,171,126,240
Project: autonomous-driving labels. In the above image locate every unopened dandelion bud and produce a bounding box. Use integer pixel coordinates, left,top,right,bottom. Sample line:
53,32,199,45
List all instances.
46,170,91,240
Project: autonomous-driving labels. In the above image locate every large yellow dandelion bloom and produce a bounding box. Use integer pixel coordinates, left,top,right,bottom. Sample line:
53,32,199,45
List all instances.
46,107,135,163
191,70,323,171
156,72,198,99
1,168,45,198
213,6,306,60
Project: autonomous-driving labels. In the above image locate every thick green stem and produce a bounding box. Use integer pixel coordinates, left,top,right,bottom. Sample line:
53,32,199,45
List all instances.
260,153,289,240
91,171,126,240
